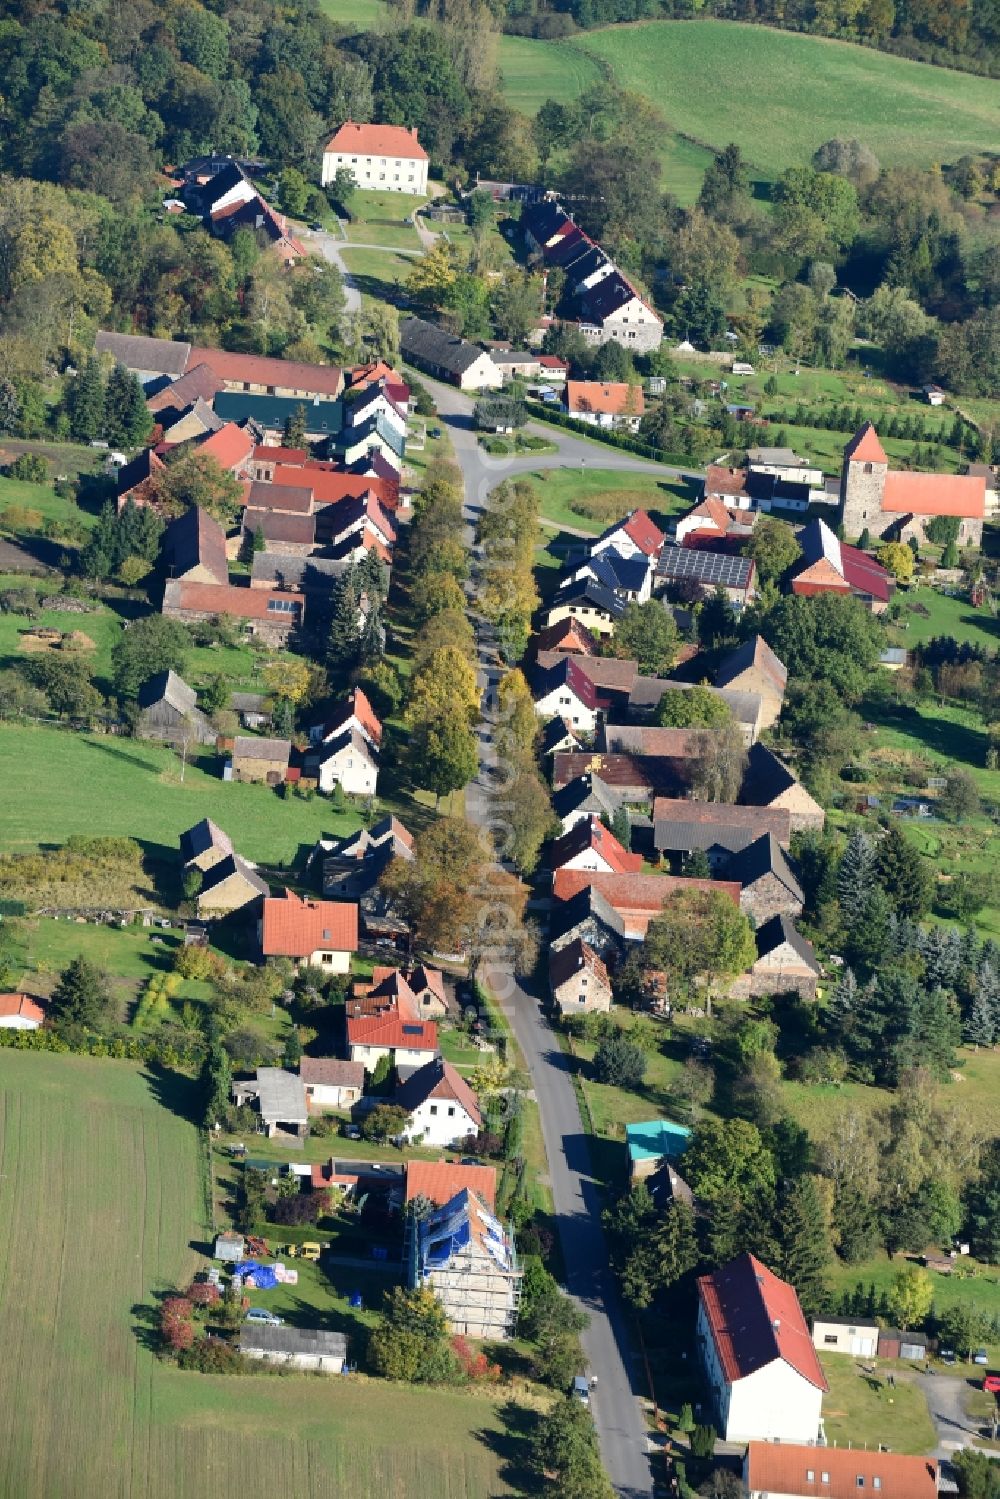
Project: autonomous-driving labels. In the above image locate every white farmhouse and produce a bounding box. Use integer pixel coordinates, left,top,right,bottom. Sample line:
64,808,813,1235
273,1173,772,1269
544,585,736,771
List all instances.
321,121,429,195
395,1057,482,1147
695,1252,828,1444
314,727,379,796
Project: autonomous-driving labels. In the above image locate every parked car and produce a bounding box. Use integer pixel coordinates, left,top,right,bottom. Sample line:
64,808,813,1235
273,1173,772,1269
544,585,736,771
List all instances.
939,1347,956,1364
245,1308,282,1326
983,1375,1000,1394
572,1376,590,1405
974,1348,990,1365
343,1124,361,1140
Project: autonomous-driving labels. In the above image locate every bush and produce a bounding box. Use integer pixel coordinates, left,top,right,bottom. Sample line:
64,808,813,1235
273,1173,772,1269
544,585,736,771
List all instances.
593,1034,647,1089
269,1191,323,1226
689,1423,717,1461
177,1338,246,1374
5,454,48,483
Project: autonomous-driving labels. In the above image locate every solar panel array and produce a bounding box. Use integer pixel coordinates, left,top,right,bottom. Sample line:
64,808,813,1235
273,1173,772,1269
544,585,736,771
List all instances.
656,547,752,587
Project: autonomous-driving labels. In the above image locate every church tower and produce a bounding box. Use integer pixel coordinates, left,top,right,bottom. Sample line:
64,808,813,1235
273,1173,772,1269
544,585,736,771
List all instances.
840,422,889,540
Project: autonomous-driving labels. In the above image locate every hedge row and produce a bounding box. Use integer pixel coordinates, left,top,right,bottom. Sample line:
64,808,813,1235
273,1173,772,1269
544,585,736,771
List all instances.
525,400,693,466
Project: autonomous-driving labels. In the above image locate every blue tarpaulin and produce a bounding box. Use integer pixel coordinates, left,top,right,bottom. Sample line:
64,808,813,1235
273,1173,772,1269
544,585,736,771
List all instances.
233,1261,280,1290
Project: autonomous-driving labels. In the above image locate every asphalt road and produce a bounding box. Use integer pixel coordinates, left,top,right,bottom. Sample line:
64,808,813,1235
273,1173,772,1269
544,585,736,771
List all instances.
918,1370,986,1460
444,374,657,1496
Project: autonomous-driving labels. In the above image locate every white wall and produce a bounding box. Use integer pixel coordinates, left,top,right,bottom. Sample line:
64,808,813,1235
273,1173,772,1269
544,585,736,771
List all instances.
0,1015,40,1031
403,1098,477,1147
321,151,428,195
350,1043,438,1071
305,1081,361,1110
726,1361,824,1444
303,948,351,973
317,752,378,796
533,686,596,733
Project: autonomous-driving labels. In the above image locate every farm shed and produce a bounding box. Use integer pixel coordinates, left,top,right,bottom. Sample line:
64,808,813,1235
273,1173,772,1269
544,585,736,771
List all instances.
877,1328,927,1360
239,1324,347,1373
214,1231,245,1263
811,1316,878,1357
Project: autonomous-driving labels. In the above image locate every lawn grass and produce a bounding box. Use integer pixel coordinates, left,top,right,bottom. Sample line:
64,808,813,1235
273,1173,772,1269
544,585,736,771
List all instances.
526,467,699,534
818,1353,937,1455
0,474,98,529
342,190,425,250
860,698,1000,803
340,247,417,307
891,589,1000,654
0,722,360,866
563,20,1000,190
315,0,387,29
497,33,603,114
0,597,124,685
0,1049,526,1499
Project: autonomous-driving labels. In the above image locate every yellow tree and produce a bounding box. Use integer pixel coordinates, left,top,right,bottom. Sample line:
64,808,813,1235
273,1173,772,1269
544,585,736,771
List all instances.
405,645,480,727
406,243,458,311
262,657,312,704
878,540,915,583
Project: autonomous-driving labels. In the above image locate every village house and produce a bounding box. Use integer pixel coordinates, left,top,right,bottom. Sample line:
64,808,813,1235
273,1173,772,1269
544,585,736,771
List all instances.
399,317,503,390
740,743,826,833
551,773,621,833
192,421,256,479
590,509,665,563
743,1443,937,1499
655,544,756,608
652,798,792,868
547,815,642,875
147,361,224,424
242,505,315,554
405,1159,497,1212
159,398,224,444
116,448,166,511
747,447,824,489
196,854,270,919
310,729,379,797
0,993,46,1030
552,749,691,804
356,964,447,1019
240,1324,347,1374
548,939,613,1016
162,580,304,645
540,717,584,762
299,1057,365,1112
135,670,215,747
714,635,787,730
543,576,626,637
810,1315,879,1358
724,834,804,924
696,1252,828,1444
318,815,414,899
346,1006,438,1072
626,1118,691,1184
564,380,645,432
732,914,821,1001
230,736,291,786
395,1057,482,1147
161,505,229,586
231,1066,309,1138
531,616,600,658
260,890,359,972
839,421,986,545
310,687,384,755
569,546,653,604
536,651,638,715
321,121,429,194
790,517,893,613
699,466,753,512
409,1188,521,1339
550,869,741,959
676,493,756,544
532,655,604,733
179,818,233,874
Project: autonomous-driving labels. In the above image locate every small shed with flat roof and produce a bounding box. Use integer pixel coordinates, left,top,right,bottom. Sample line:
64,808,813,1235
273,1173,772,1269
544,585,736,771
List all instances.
626,1118,691,1183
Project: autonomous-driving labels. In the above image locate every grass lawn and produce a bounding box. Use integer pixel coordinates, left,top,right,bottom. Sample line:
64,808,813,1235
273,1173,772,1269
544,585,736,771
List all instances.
0,474,98,529
0,1049,527,1499
0,722,360,866
526,467,699,534
340,247,417,306
497,33,603,114
0,597,124,685
860,698,1000,803
315,0,387,28
343,190,425,250
891,589,1000,654
567,1026,688,1192
818,1353,937,1455
562,20,1000,191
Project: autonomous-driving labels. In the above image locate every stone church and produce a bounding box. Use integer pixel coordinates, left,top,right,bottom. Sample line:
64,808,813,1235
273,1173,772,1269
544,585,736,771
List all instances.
839,422,986,546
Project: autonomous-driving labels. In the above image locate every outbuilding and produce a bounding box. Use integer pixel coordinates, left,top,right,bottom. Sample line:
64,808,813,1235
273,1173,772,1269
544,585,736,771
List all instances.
239,1323,347,1373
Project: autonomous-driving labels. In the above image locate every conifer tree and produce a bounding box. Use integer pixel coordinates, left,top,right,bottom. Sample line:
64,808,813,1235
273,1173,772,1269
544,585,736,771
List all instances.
837,827,875,924
327,563,361,669
964,986,995,1049
104,364,153,448
66,357,106,442
827,965,857,1030
774,1177,831,1319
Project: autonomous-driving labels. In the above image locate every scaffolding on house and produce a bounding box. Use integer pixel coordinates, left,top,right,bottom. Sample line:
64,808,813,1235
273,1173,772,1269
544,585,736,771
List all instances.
406,1189,522,1340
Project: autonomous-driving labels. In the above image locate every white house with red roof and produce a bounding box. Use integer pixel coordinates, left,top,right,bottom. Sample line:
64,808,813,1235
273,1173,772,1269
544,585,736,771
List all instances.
565,380,645,432
790,517,893,614
590,508,665,563
346,1007,438,1072
259,890,359,973
0,993,46,1030
321,121,429,195
394,1056,482,1147
696,1252,828,1444
840,420,986,545
547,815,642,875
532,655,603,733
744,1442,937,1499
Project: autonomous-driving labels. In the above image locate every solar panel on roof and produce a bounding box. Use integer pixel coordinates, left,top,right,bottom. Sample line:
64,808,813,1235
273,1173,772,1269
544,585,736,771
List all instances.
657,548,752,587
402,1024,423,1035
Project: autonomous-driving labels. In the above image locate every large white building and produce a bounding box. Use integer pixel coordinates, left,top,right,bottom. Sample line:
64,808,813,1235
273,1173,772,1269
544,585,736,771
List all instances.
696,1252,828,1444
322,122,429,195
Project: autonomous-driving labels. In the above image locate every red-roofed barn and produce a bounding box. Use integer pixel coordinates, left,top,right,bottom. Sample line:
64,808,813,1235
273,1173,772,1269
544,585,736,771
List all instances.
260,890,358,972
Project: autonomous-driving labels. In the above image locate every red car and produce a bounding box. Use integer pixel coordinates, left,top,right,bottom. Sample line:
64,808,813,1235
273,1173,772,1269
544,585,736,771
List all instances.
983,1375,1000,1395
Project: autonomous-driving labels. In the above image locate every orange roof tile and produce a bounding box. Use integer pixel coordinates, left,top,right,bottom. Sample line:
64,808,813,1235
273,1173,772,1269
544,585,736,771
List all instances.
271,466,397,509
253,444,309,464
188,347,343,398
548,815,643,874
882,469,986,518
0,993,45,1024
197,422,254,472
405,1159,497,1210
346,1009,437,1052
566,380,645,418
395,1056,482,1129
173,581,303,621
261,889,358,956
744,1443,936,1499
325,121,428,160
844,420,888,465
619,508,665,555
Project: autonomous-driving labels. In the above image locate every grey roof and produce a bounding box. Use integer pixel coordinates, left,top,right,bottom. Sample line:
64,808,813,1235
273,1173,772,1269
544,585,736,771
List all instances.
229,692,269,714
249,1066,308,1124
200,853,270,899
746,447,809,467
551,576,627,620
552,774,620,823
652,800,791,855
755,914,820,972
399,316,497,378
714,635,787,695
628,678,763,729
163,504,229,585
239,1324,347,1358
540,718,582,756
179,818,233,863
137,669,197,715
95,330,191,378
723,833,803,904
233,736,291,764
251,551,350,590
655,545,754,590
313,727,378,767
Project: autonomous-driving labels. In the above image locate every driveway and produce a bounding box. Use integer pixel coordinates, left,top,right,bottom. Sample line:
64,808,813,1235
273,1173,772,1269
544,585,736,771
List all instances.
445,385,657,1495
302,226,362,315
918,1370,986,1460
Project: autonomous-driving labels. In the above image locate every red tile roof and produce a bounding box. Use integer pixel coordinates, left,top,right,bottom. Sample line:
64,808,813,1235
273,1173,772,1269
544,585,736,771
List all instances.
536,652,638,693
621,509,665,555
317,686,383,746
548,815,642,874
325,121,428,160
844,420,888,465
346,1009,438,1052
188,347,343,398
271,465,397,508
531,619,599,657
171,581,303,621
253,444,309,464
703,466,749,501
146,362,224,413
538,354,569,370
405,1159,497,1210
197,422,254,472
566,380,645,418
882,468,986,518
548,938,610,994
554,868,740,907
839,542,893,603
0,993,45,1024
697,1252,828,1391
245,481,315,515
261,889,359,957
744,1443,936,1499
